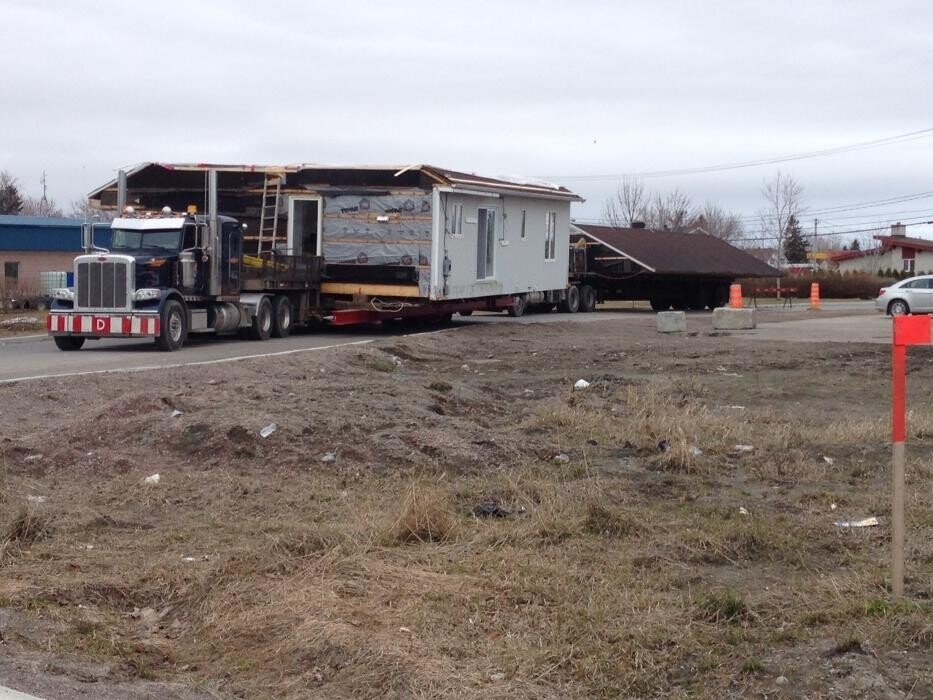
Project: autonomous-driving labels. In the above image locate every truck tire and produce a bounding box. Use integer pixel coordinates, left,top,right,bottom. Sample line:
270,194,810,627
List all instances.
713,284,730,308
578,285,596,313
53,335,85,351
156,299,188,351
250,297,273,340
507,294,527,317
558,286,580,313
271,296,293,338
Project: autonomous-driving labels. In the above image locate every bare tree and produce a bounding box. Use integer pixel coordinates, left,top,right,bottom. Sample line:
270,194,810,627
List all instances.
758,171,804,262
603,176,647,227
70,198,114,222
20,195,63,217
693,202,744,242
647,188,696,231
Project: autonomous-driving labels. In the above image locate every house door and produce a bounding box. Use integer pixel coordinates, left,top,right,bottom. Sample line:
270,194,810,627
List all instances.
476,207,496,279
288,197,322,256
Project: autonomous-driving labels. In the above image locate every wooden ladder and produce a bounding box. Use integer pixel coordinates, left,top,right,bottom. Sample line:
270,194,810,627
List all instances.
257,174,282,255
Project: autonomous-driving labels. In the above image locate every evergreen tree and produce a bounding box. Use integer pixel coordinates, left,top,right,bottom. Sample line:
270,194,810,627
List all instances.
850,238,861,251
783,215,810,263
0,170,24,214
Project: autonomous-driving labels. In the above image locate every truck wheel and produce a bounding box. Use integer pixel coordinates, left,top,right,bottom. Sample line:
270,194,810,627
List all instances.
250,297,273,340
156,299,188,351
271,296,293,338
650,298,669,311
507,294,527,317
713,284,730,308
53,336,85,351
578,285,596,313
558,286,580,313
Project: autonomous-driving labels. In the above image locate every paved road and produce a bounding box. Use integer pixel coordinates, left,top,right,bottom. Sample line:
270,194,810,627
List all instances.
0,301,882,384
744,312,892,344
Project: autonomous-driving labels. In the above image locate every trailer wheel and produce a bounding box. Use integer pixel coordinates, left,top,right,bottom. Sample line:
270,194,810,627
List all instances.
558,286,580,313
713,284,730,308
507,294,527,317
250,297,273,340
156,299,188,351
578,285,596,313
271,296,293,338
53,335,85,351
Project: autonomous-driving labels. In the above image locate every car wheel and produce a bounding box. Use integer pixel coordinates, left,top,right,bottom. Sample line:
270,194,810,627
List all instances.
888,299,910,316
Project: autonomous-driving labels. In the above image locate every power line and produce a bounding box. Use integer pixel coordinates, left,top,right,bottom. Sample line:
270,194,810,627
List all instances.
734,221,933,244
544,127,933,181
731,190,933,223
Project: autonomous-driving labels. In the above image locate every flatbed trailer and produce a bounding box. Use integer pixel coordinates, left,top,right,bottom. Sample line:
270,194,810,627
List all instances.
568,224,781,311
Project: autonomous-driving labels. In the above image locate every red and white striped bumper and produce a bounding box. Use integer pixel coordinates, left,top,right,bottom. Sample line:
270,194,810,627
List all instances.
47,313,161,337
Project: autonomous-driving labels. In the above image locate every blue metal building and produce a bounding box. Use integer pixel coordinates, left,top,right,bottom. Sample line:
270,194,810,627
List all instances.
0,215,113,251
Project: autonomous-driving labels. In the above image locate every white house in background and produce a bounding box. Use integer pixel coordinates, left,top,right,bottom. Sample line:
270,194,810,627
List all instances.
830,224,933,275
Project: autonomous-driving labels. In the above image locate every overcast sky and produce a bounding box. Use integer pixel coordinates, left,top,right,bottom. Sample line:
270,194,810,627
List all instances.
2,0,932,242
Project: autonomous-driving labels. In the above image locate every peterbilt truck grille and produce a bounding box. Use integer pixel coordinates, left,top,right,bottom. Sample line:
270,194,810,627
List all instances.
76,259,130,309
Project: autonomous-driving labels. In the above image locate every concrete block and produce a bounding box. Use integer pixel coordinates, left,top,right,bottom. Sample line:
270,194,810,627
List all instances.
712,307,756,330
656,311,687,333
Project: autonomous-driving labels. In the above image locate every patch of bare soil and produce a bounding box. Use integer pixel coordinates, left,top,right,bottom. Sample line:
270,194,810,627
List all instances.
0,319,930,698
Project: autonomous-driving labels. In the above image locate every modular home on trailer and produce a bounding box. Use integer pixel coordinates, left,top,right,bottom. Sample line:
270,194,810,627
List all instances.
48,164,582,351
88,163,581,313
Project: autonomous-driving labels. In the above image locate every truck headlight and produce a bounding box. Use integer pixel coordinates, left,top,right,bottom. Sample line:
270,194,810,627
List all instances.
52,288,74,300
133,288,162,301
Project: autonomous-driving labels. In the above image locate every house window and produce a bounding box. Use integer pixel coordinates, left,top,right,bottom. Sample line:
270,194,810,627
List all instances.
544,211,557,260
451,203,463,237
520,210,526,240
476,208,496,279
3,261,18,284
903,258,915,273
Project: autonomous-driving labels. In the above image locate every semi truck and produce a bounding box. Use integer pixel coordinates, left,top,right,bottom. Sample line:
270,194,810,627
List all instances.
47,164,582,350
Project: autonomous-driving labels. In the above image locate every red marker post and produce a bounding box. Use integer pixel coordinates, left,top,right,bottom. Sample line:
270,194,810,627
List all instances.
890,314,930,596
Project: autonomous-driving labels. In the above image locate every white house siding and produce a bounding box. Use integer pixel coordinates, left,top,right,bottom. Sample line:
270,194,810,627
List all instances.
836,249,933,275
433,190,570,300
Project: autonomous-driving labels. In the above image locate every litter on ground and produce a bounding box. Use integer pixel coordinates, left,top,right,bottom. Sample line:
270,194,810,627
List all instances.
833,517,879,528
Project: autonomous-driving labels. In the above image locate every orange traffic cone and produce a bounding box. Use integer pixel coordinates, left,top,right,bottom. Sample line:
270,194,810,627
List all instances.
809,282,821,310
728,284,743,309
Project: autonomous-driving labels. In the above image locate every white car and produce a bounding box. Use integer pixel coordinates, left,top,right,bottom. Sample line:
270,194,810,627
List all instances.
875,275,933,315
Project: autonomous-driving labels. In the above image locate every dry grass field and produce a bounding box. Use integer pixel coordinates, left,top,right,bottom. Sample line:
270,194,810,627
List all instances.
0,318,930,698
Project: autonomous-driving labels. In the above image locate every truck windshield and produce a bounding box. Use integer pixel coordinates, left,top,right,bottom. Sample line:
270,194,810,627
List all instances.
110,228,182,253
